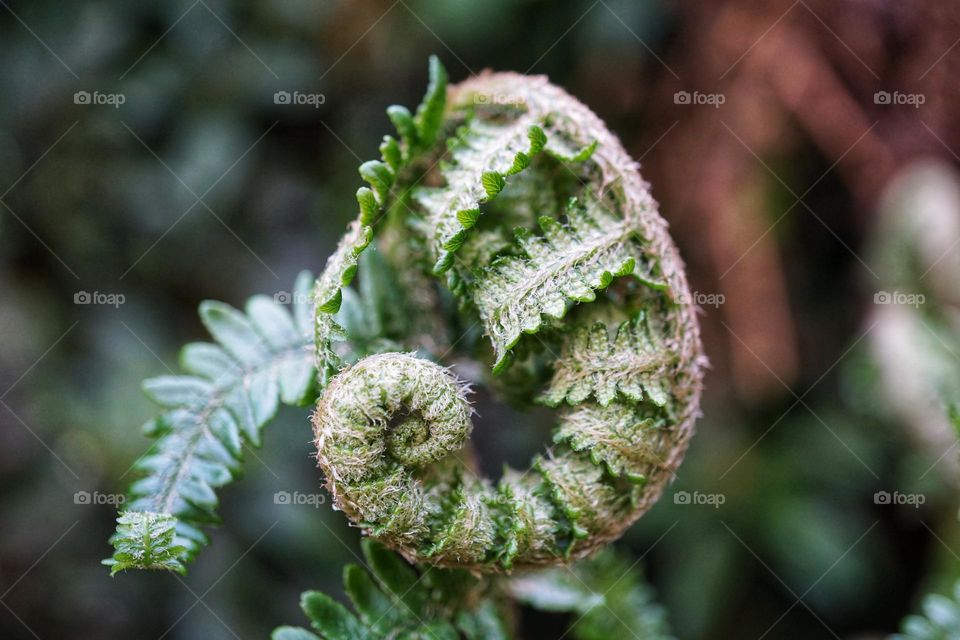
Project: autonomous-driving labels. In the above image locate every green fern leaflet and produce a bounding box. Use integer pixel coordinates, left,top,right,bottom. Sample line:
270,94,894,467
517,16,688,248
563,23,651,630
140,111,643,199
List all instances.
105,271,317,572
272,540,511,640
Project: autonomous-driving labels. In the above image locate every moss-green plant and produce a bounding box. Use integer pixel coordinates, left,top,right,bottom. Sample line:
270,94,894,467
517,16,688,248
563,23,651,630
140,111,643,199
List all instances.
106,56,701,637
273,539,512,640
105,271,316,573
313,59,704,573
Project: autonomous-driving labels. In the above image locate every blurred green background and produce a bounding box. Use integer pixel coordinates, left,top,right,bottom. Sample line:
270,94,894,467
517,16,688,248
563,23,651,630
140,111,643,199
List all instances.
2,0,960,638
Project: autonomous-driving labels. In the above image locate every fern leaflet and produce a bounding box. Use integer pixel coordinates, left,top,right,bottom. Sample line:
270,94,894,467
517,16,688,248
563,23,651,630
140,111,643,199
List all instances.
104,512,187,576
272,540,511,640
543,314,674,408
472,195,664,372
105,271,316,572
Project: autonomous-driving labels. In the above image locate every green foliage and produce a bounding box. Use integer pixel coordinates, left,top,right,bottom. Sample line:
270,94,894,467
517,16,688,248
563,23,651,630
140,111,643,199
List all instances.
312,59,704,572
314,55,448,384
509,548,674,640
272,540,511,640
103,512,187,576
542,313,673,408
105,272,316,572
108,56,702,639
413,120,547,274
893,580,960,640
471,195,665,373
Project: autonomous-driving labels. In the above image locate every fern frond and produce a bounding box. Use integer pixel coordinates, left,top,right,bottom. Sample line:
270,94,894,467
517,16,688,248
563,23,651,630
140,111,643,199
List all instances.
414,119,547,274
314,221,373,382
313,56,450,384
271,540,512,640
893,580,960,640
542,314,674,407
553,401,668,482
105,272,316,572
313,63,704,571
472,196,664,373
510,548,674,640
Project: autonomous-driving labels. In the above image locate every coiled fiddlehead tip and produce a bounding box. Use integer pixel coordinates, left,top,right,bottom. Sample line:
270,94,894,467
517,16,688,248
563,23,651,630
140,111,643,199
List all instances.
312,61,704,572
314,353,474,513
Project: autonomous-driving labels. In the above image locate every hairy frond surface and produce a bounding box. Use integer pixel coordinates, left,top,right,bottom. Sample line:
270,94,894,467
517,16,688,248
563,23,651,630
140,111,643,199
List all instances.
311,61,705,572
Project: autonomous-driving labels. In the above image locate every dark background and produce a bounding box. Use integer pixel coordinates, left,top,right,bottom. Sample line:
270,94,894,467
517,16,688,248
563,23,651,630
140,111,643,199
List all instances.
1,0,959,638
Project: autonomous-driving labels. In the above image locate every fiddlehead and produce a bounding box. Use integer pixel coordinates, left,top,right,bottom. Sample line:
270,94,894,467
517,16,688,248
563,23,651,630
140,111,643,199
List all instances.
312,59,705,571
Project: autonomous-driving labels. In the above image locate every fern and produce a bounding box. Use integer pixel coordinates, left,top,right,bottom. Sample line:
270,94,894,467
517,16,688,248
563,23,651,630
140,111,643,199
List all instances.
272,540,511,640
472,195,664,373
893,580,960,640
109,56,702,640
542,313,674,408
105,271,316,572
413,120,547,274
104,512,187,576
314,55,447,384
312,60,705,571
510,548,675,640
314,221,373,383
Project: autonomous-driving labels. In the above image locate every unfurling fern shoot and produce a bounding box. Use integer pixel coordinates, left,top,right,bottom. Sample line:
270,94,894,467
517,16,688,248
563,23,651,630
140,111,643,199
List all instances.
106,57,703,588
312,59,705,572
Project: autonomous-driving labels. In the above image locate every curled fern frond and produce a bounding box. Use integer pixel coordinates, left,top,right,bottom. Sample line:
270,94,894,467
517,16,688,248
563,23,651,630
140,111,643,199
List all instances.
105,272,317,572
312,61,705,571
272,539,511,640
